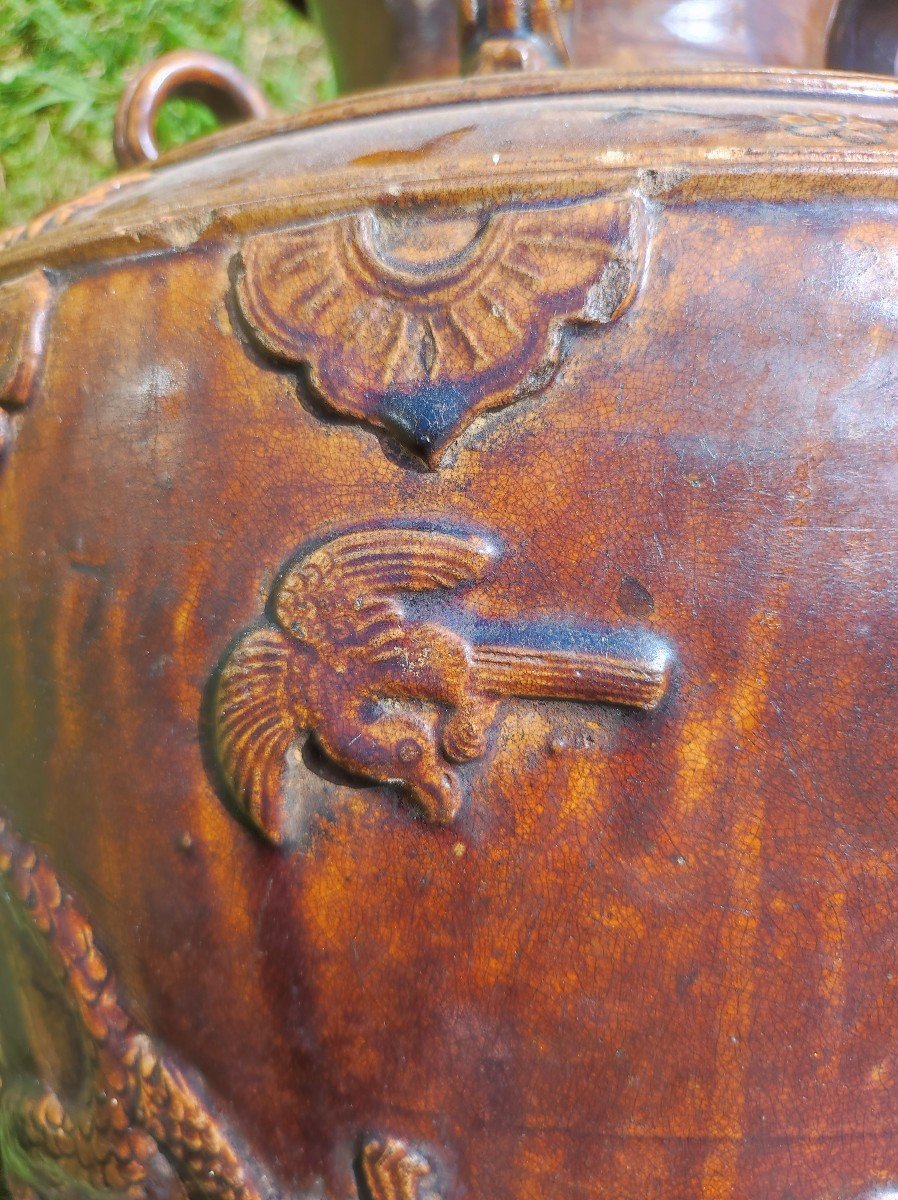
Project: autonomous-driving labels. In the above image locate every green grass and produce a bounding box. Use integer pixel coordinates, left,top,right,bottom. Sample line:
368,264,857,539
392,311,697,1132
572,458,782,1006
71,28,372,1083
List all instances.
0,0,335,229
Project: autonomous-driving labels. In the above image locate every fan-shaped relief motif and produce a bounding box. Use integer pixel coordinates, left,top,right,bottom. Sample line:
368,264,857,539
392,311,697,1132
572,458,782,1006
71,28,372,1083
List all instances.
0,271,53,463
0,812,442,1200
234,195,646,465
211,523,674,846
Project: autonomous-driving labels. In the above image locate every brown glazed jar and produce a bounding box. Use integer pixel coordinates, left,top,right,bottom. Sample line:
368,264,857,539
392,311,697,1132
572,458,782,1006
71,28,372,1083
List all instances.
2,4,898,1200
313,0,898,90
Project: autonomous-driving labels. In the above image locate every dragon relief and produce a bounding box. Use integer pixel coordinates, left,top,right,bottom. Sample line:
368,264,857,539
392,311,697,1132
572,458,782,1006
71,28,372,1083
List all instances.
234,195,645,465
0,812,273,1200
0,812,440,1200
212,524,673,845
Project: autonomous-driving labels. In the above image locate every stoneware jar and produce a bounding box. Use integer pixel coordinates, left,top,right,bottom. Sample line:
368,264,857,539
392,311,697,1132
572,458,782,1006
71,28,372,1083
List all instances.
1,3,898,1200
313,0,898,89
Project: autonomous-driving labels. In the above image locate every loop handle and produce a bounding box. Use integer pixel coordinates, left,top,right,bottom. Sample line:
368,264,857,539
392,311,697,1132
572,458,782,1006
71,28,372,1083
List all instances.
114,50,273,169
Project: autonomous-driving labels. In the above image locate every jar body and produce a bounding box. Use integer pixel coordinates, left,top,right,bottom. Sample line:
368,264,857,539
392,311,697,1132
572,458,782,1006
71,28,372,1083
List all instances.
1,70,898,1200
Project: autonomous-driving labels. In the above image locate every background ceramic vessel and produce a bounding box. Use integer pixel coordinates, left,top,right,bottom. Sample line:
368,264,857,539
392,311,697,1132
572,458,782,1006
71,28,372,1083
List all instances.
311,0,898,90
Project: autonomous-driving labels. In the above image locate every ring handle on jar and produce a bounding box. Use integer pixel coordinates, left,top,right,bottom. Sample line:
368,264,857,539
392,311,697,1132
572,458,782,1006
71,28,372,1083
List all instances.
114,50,272,169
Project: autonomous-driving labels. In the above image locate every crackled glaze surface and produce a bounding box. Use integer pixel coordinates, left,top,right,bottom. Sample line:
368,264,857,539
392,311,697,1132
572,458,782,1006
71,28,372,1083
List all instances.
1,69,897,1200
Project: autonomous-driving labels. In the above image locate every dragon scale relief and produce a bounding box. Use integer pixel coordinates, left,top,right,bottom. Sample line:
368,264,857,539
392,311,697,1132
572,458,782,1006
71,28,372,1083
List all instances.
0,813,440,1200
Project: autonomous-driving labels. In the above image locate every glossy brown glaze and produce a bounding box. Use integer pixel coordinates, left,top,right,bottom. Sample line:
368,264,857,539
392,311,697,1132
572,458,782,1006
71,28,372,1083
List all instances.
315,0,845,90
1,66,898,1200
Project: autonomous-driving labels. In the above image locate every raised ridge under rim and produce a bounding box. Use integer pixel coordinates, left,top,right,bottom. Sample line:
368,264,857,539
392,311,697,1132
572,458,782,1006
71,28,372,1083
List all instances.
158,65,898,167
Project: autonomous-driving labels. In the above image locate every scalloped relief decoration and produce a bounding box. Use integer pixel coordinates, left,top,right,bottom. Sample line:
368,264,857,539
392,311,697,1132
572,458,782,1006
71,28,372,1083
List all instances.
0,270,53,463
234,195,645,466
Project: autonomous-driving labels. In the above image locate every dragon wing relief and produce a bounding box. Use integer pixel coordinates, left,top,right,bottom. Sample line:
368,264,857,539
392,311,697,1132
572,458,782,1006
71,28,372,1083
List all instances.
212,525,673,846
234,195,646,465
